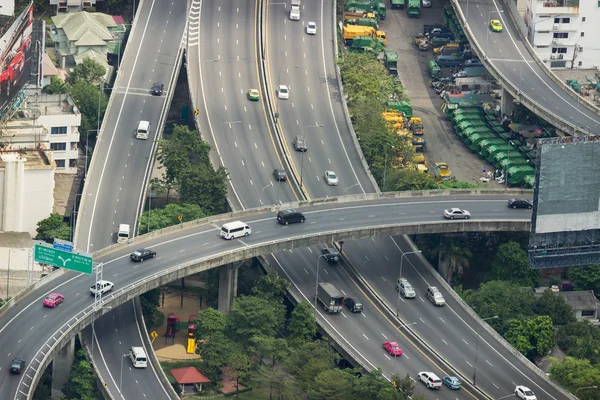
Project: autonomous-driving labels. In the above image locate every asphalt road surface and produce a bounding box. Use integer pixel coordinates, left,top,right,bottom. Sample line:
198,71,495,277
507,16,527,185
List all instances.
458,0,600,133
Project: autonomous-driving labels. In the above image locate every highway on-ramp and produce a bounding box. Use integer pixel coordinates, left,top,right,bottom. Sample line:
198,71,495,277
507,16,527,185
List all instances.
0,194,523,399
457,0,600,134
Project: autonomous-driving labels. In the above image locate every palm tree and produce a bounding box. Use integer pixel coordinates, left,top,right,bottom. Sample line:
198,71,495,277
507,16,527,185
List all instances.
438,236,472,282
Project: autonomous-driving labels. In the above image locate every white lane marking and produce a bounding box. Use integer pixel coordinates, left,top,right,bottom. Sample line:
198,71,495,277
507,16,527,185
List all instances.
362,334,369,340
382,333,388,340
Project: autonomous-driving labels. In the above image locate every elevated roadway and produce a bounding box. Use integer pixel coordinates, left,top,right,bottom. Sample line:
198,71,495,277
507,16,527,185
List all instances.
0,192,528,399
453,0,600,134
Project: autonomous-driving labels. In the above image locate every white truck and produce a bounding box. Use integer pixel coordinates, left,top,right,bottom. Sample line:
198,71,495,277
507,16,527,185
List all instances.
316,282,344,314
290,0,301,20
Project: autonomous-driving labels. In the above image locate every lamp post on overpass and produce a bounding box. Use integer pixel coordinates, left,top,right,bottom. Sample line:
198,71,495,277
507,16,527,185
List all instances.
486,10,504,55
576,386,598,393
300,124,324,188
396,250,421,317
473,315,498,386
314,254,327,317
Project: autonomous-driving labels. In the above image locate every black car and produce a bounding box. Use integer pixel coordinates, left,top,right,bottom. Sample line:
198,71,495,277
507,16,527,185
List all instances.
508,198,532,209
322,248,340,263
273,168,287,182
151,82,164,96
344,297,363,313
293,135,307,152
10,359,25,374
277,209,306,225
130,249,157,262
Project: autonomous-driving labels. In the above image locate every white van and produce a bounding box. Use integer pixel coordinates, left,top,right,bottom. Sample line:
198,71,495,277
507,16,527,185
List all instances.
220,221,251,240
136,120,150,140
117,224,130,243
129,346,147,368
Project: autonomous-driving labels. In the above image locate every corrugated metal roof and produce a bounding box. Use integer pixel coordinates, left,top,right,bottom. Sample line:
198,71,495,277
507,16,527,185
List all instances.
558,290,599,311
52,11,116,43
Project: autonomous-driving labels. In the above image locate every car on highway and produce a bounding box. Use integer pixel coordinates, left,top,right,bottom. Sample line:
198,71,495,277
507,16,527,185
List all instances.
489,19,503,32
247,88,260,101
442,376,461,390
418,371,442,389
426,286,445,306
443,208,471,219
515,386,536,400
151,82,164,96
324,170,339,186
277,209,306,225
396,278,416,298
277,85,289,99
273,168,287,182
306,22,317,35
90,280,114,296
322,248,340,263
130,248,157,262
43,293,65,308
9,359,25,374
383,341,403,356
293,135,307,151
344,296,363,313
508,198,532,209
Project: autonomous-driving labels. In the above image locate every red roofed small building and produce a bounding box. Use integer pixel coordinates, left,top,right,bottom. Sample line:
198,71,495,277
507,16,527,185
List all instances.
170,367,211,394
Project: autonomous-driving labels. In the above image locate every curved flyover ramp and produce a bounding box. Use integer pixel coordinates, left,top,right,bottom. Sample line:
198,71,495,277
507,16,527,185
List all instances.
453,0,600,135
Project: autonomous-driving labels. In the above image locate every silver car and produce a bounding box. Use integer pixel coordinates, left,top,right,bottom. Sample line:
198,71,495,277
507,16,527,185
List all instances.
443,208,471,220
324,171,339,186
397,278,416,298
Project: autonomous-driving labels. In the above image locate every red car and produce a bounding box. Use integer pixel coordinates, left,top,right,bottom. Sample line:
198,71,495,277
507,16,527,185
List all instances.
43,293,64,308
383,341,403,357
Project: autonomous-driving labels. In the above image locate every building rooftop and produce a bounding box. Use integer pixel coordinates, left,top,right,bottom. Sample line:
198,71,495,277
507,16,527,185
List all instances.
558,290,599,311
17,93,80,117
0,232,33,248
51,11,116,44
0,151,53,169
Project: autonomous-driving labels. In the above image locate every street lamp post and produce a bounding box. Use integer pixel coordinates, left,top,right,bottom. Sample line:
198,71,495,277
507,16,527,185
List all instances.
396,250,421,317
473,315,498,386
314,254,327,317
486,10,504,54
576,386,598,393
119,353,129,393
344,183,359,193
300,124,324,187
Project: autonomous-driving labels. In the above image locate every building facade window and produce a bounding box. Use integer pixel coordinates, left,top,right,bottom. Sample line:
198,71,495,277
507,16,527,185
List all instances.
552,47,568,53
578,61,583,66
550,61,567,68
561,17,570,23
69,159,78,168
51,126,67,135
50,142,67,151
55,160,65,168
553,32,568,38
581,310,595,317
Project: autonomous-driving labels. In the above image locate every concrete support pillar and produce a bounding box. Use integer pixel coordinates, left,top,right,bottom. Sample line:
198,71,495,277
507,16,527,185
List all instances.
51,336,76,398
218,263,240,315
500,88,515,118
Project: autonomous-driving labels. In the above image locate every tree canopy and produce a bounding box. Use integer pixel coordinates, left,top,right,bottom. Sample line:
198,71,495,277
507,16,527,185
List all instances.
66,57,107,86
569,265,600,293
193,307,227,340
504,315,555,359
488,241,539,287
35,213,70,243
226,295,286,347
550,357,600,400
533,289,575,326
138,203,206,233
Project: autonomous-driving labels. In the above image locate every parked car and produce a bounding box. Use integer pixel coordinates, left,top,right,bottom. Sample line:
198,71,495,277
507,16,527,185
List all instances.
322,248,340,263
442,376,461,390
130,249,157,262
443,208,471,219
324,171,339,186
9,359,25,374
151,82,164,96
344,297,363,313
515,386,536,400
43,293,65,308
508,198,532,209
418,371,442,389
383,341,403,356
273,168,287,182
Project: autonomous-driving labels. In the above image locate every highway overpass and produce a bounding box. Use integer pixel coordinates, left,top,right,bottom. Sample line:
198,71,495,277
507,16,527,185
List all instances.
0,192,529,399
453,0,600,135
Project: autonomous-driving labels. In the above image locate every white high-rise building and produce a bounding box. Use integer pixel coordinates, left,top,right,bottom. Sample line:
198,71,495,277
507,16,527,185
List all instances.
524,0,600,69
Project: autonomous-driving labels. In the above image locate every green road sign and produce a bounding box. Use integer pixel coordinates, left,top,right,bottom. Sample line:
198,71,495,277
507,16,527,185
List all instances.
34,244,93,274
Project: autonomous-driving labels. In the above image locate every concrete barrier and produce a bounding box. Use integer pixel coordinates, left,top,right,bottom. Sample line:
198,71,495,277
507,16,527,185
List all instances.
404,236,578,400
498,0,600,116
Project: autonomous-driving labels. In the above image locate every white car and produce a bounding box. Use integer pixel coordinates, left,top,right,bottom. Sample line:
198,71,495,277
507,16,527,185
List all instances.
90,280,114,296
515,386,537,400
306,22,317,35
443,208,471,220
324,171,339,186
277,85,289,100
397,278,416,298
417,372,442,389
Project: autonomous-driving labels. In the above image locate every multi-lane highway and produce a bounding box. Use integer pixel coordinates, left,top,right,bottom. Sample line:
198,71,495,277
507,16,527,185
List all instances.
456,0,600,134
71,0,188,398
